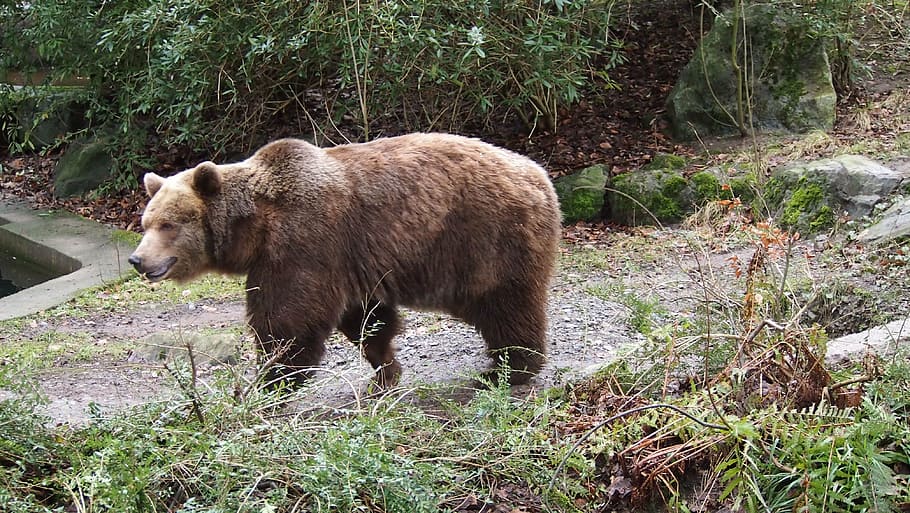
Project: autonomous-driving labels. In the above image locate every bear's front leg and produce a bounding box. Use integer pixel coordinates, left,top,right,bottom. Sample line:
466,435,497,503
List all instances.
244,270,344,389
248,313,332,389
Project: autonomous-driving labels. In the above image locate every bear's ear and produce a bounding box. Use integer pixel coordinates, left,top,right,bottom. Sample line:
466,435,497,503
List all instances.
143,172,165,197
192,162,222,198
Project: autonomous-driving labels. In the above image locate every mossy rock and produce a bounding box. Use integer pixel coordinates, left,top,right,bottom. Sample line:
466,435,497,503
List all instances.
729,173,758,203
768,175,835,232
643,153,687,171
554,164,608,223
666,4,836,140
606,165,758,226
54,137,116,198
764,155,905,234
607,169,690,225
690,171,724,203
697,166,759,204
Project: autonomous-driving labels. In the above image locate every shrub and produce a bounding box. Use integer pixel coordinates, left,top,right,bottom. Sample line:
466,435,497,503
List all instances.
0,366,590,512
1,0,623,183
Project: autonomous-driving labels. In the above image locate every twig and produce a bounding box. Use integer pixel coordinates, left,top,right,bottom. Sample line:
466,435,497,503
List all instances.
827,374,874,392
162,347,205,426
184,342,205,425
724,318,786,379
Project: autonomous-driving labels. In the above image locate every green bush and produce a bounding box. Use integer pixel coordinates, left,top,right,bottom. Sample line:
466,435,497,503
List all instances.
0,367,589,512
1,0,622,182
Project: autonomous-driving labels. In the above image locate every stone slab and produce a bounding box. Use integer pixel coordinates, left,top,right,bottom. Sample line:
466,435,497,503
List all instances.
826,315,910,365
0,199,135,320
858,197,910,244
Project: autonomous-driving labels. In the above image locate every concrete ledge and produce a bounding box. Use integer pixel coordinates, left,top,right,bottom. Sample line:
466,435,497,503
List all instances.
0,199,136,320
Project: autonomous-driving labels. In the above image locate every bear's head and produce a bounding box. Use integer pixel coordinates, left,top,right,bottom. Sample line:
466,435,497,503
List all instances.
128,162,223,283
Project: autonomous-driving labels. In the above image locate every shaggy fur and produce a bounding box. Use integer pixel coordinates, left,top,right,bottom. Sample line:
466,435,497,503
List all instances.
129,133,562,387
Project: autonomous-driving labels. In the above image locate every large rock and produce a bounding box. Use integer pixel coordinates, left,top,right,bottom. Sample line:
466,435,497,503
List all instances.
604,160,754,226
554,164,608,223
602,155,758,226
826,314,910,365
607,168,691,225
53,138,116,197
766,155,908,234
666,4,836,139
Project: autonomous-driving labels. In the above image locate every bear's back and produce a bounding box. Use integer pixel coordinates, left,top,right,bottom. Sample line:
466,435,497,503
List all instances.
323,133,561,308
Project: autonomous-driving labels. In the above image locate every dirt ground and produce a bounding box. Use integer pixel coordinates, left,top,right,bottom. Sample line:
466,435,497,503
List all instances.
22,256,635,425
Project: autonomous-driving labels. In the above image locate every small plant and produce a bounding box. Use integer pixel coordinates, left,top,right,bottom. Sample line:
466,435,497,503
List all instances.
586,281,666,335
0,345,593,512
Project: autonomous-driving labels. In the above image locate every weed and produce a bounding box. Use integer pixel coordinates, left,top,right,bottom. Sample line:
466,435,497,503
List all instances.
0,359,594,512
560,246,614,273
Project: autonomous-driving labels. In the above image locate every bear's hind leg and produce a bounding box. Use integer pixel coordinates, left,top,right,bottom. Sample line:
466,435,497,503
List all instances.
465,287,548,386
339,301,403,388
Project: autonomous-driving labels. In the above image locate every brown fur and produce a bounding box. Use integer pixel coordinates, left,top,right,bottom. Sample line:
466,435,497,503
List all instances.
130,133,562,387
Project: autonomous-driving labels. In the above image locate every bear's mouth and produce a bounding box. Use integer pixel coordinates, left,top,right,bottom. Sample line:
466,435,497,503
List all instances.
144,257,177,282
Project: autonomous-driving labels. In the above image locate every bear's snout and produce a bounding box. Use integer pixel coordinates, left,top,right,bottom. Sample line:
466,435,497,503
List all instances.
128,253,178,282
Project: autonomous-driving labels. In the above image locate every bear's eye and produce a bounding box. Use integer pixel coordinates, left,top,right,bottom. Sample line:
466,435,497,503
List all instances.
159,222,177,232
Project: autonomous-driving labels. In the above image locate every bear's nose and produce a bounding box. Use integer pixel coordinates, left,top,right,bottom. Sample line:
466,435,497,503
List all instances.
128,254,142,269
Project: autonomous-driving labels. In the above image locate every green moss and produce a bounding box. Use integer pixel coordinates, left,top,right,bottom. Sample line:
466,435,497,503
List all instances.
763,176,787,210
611,170,687,224
774,77,807,106
644,153,687,171
774,78,810,129
689,167,759,205
779,178,834,232
690,172,721,203
112,229,141,246
554,165,607,223
652,194,683,220
661,173,687,197
562,193,598,223
781,180,822,226
809,205,835,231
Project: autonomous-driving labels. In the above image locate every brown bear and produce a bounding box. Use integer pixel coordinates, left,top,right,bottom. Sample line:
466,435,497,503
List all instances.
128,133,561,388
